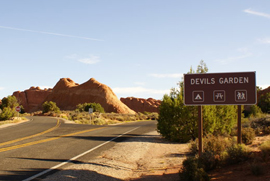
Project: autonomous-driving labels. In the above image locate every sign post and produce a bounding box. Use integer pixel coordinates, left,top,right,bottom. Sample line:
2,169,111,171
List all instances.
237,105,242,144
184,72,256,156
198,105,203,155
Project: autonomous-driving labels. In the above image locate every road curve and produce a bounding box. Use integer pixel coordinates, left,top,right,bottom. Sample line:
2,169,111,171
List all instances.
0,116,157,180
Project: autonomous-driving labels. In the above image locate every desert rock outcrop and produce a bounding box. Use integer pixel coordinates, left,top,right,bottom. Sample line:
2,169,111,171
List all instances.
44,78,135,114
13,87,52,112
13,78,136,114
120,97,161,113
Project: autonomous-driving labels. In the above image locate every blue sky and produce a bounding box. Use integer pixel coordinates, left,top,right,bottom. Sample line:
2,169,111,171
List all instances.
1,0,270,100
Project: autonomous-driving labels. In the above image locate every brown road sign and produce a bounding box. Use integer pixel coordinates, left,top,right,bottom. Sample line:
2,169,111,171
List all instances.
184,72,256,105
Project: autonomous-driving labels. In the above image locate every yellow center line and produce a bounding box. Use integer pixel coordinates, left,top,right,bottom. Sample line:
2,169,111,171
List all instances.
0,119,61,147
0,127,105,153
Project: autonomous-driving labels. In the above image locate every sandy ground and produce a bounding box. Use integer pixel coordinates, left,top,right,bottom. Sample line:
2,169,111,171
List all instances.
0,117,29,129
42,131,189,181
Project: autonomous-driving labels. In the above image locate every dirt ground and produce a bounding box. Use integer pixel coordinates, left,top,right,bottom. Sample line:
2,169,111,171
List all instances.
43,131,270,181
209,135,270,181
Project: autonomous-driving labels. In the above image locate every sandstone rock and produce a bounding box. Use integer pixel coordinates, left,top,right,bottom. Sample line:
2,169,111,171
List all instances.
120,97,161,113
13,87,52,112
44,78,135,114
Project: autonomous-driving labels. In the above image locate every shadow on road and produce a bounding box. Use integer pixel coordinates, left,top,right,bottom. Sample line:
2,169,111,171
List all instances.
0,168,123,181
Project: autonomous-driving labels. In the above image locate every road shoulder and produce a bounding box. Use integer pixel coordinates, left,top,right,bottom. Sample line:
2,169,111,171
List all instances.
0,117,29,129
43,131,189,181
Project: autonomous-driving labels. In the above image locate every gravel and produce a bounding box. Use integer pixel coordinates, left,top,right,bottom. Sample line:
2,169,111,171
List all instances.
42,131,190,181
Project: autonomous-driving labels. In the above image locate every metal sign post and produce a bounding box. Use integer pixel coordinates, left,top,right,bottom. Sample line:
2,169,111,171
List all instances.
237,105,242,144
198,105,203,156
184,72,256,156
89,108,93,124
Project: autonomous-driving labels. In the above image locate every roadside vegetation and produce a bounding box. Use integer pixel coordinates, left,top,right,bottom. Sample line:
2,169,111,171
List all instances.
0,96,158,126
0,95,24,121
157,60,270,180
34,101,158,125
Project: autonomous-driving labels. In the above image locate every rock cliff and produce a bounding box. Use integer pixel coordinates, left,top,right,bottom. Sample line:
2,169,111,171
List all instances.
120,97,161,113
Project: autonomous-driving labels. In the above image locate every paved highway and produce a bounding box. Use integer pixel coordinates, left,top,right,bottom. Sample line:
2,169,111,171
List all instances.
0,116,157,181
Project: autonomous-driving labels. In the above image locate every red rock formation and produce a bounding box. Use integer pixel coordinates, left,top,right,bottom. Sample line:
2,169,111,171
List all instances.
13,87,52,112
120,97,161,113
44,78,135,114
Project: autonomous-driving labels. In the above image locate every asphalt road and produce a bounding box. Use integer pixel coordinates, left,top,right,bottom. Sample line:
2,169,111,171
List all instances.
0,116,157,181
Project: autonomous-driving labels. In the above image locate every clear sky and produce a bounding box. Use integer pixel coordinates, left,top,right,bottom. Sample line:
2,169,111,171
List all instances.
1,0,270,100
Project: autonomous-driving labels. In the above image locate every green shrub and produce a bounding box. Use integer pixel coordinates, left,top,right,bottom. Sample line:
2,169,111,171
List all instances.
76,103,105,113
179,157,210,181
42,101,60,113
242,127,256,145
243,105,263,118
251,117,270,135
224,144,249,165
198,151,219,171
93,118,107,125
189,134,230,155
260,140,270,161
0,107,14,120
0,96,19,110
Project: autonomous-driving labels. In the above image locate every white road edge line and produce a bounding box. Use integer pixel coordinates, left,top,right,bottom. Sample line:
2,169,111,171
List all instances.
23,126,141,181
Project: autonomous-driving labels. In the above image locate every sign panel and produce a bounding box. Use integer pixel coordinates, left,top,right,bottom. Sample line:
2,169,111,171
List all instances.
184,72,256,105
15,106,21,112
89,108,93,114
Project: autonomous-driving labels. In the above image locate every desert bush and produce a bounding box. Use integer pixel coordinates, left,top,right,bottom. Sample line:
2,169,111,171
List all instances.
42,101,60,113
260,140,270,161
251,117,270,135
136,113,148,120
179,156,210,181
243,105,263,118
144,112,159,120
0,96,21,120
224,144,250,165
0,96,19,110
198,151,220,171
242,127,256,145
93,118,107,125
0,107,14,120
189,134,230,155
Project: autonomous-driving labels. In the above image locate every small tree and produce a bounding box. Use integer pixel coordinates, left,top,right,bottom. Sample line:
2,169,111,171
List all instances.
0,96,20,120
0,96,19,110
42,101,60,113
157,61,237,142
0,107,14,120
